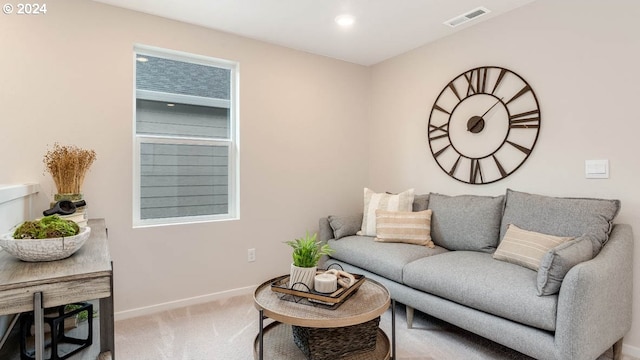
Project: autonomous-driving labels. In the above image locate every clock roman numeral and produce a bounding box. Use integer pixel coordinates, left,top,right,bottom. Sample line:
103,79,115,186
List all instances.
448,83,461,101
433,144,451,158
509,109,540,129
505,85,532,105
464,72,476,95
428,123,449,141
492,155,507,178
470,159,483,184
433,103,451,115
449,155,461,176
465,67,488,95
491,68,507,95
506,140,532,155
477,68,488,94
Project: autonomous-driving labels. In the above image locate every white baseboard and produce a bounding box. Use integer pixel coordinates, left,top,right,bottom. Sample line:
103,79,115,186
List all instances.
623,343,640,358
114,285,256,321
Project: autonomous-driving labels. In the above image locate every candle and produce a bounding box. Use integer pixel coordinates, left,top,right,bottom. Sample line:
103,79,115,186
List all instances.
314,273,338,293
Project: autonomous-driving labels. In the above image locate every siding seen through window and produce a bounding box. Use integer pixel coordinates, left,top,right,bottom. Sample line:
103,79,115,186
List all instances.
134,48,237,225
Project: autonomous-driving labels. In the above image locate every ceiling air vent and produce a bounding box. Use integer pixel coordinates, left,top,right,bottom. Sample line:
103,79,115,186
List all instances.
444,7,490,28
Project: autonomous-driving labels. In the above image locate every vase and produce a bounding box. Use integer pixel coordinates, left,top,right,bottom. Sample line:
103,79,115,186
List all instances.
290,264,316,292
54,193,83,202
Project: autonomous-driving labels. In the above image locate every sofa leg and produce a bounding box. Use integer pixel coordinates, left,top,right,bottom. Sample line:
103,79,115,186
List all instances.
613,338,623,360
406,305,414,329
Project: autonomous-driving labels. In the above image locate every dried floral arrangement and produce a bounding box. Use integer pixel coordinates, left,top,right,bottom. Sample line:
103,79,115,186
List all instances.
43,143,97,194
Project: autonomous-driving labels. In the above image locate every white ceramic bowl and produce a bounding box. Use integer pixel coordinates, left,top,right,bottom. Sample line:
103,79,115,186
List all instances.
0,227,91,262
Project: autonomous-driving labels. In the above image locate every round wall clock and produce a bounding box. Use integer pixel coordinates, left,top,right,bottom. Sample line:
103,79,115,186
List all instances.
427,66,540,184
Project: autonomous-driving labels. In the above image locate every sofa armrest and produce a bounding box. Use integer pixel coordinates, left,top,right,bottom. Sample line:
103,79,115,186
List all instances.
555,224,633,360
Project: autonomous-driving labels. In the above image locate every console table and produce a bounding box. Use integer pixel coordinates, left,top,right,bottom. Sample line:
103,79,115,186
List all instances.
0,219,114,360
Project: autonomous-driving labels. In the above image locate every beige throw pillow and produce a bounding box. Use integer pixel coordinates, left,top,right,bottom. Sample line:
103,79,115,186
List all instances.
493,224,574,271
357,188,415,236
375,210,435,248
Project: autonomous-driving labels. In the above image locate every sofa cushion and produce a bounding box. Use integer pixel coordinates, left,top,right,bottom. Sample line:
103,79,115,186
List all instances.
328,235,448,283
537,235,594,296
357,188,415,236
500,189,620,256
403,251,558,331
328,214,363,240
493,224,574,271
428,193,504,253
412,194,430,211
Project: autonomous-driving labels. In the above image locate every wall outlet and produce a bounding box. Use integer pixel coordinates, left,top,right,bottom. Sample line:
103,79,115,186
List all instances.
248,248,256,262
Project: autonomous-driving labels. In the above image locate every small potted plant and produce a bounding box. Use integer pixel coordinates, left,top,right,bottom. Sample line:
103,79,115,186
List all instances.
285,232,334,292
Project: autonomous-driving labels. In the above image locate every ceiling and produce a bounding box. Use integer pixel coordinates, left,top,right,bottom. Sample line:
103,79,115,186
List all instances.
93,0,536,66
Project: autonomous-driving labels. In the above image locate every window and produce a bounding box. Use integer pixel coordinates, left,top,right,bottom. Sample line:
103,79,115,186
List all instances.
133,45,238,227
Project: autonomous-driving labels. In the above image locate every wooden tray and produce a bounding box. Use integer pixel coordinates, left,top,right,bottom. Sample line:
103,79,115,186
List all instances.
271,272,365,306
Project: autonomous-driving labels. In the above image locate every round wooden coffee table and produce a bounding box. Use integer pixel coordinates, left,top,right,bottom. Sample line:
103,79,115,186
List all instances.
253,275,395,360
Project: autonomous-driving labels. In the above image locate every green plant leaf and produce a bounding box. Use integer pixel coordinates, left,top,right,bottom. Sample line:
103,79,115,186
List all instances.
284,231,334,267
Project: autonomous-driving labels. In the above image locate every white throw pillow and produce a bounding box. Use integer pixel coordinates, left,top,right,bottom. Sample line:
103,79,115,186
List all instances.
357,188,415,236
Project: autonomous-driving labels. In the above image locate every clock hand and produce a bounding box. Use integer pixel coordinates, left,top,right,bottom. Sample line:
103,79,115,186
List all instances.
467,97,504,133
480,97,504,118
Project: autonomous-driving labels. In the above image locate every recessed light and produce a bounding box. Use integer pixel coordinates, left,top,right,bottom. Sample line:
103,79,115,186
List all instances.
335,14,355,27
167,103,175,107
136,56,148,62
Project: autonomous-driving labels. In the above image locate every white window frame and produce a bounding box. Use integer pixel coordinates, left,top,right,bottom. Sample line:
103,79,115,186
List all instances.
133,45,239,228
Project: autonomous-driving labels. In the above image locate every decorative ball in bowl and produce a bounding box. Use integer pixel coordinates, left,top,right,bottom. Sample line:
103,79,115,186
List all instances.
0,227,91,262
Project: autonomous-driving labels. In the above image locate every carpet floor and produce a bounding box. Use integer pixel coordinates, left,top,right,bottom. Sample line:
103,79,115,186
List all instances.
113,293,635,360
1,292,634,359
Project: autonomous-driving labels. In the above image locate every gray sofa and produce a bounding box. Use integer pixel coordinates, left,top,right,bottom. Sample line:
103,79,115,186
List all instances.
319,189,633,360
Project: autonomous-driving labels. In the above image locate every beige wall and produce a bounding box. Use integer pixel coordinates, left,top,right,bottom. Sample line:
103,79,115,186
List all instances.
0,0,369,314
369,0,640,353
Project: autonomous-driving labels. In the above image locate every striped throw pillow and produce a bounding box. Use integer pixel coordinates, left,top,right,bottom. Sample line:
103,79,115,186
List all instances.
493,224,574,271
374,210,435,248
357,188,415,236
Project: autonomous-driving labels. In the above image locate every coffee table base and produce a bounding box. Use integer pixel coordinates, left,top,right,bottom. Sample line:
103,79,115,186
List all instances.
254,322,390,360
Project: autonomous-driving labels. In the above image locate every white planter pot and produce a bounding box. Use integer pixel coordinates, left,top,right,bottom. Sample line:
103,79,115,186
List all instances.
289,264,316,292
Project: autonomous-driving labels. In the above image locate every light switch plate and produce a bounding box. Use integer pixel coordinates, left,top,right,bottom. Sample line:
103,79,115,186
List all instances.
585,159,609,179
